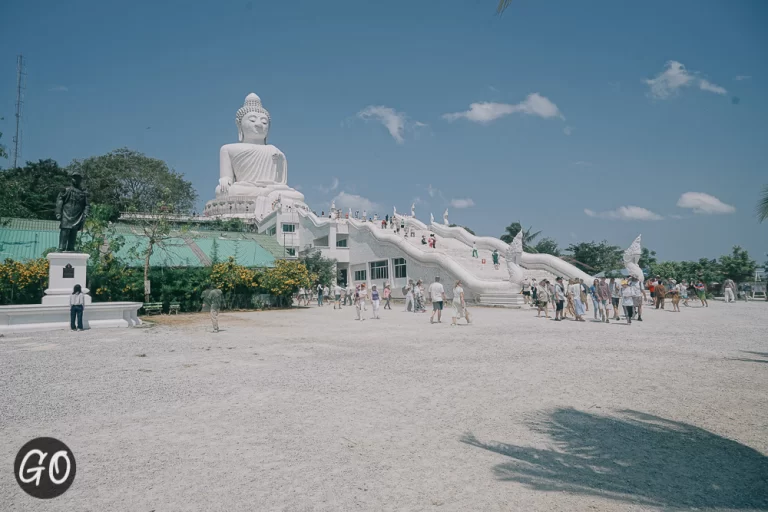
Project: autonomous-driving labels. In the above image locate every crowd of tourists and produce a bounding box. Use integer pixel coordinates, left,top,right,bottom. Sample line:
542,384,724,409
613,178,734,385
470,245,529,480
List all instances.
522,274,715,324
291,276,470,325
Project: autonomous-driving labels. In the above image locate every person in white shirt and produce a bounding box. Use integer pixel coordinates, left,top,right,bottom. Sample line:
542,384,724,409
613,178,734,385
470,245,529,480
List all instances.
621,282,635,324
451,280,470,325
522,279,531,305
428,276,446,324
345,284,355,306
723,278,736,303
630,277,644,321
569,280,586,322
69,284,86,331
404,280,415,312
355,284,368,321
333,283,343,309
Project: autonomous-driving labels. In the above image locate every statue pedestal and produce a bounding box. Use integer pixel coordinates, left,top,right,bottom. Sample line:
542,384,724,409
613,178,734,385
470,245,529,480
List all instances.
42,253,92,305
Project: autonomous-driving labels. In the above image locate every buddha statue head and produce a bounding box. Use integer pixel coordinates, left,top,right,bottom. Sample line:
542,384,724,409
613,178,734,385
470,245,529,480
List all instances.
236,93,271,144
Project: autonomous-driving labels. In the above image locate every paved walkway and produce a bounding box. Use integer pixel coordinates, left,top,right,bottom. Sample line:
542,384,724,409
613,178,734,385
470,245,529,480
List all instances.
2,301,766,511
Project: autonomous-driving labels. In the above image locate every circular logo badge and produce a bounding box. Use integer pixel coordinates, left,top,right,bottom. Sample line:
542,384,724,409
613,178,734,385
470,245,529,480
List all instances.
14,437,76,499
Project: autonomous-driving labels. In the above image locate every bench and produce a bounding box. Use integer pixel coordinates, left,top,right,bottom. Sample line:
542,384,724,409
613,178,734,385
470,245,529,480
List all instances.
169,302,180,315
142,302,163,315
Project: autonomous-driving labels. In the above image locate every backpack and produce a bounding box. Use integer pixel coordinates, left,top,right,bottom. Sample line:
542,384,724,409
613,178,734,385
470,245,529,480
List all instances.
402,285,409,295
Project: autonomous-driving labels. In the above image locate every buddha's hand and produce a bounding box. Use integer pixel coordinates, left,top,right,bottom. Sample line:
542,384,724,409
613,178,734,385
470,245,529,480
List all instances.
218,177,233,193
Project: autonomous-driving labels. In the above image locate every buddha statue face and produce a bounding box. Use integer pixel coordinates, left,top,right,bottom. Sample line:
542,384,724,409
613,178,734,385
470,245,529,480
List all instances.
239,111,269,144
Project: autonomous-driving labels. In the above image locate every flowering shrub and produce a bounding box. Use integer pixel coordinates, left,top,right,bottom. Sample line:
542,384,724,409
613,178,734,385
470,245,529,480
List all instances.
0,258,49,304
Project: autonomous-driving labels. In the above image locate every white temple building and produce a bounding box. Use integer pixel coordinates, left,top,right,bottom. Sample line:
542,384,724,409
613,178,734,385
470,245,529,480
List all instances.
204,93,634,305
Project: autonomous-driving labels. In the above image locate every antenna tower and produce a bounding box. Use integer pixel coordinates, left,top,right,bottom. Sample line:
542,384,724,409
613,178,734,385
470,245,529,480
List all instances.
12,54,27,168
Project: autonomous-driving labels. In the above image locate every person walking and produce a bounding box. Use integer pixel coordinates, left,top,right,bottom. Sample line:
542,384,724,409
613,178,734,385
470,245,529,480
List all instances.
202,283,223,333
723,278,737,303
355,284,368,321
370,285,381,319
316,283,324,306
570,278,586,322
69,284,86,331
554,277,566,321
429,276,446,324
345,283,355,306
597,277,610,323
323,285,330,305
579,279,589,313
492,249,500,269
404,280,415,312
695,281,708,307
451,280,470,325
522,279,532,306
670,280,682,312
610,277,622,320
414,280,426,312
537,280,551,318
655,280,666,309
471,242,478,258
333,282,342,309
631,276,644,321
621,282,635,324
383,283,392,309
590,279,601,320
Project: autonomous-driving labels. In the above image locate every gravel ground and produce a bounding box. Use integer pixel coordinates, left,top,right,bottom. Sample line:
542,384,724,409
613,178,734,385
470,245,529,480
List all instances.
1,300,767,511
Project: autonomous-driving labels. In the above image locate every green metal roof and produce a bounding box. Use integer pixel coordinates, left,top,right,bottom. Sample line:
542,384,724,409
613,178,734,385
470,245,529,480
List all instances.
0,218,280,268
0,228,59,261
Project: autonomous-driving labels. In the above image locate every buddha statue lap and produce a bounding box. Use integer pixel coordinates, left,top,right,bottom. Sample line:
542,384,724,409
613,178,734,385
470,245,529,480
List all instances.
211,93,305,217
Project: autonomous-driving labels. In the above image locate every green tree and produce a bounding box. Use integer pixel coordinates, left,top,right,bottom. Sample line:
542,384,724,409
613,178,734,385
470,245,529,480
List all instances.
449,223,475,235
0,159,70,219
532,237,561,256
67,148,197,220
500,222,541,252
261,259,311,307
757,185,768,223
300,249,337,286
0,117,8,162
565,241,623,274
638,247,657,270
718,246,757,283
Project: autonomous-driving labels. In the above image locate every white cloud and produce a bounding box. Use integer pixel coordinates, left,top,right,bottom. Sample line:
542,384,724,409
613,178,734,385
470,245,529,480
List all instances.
332,191,380,213
316,177,339,194
49,85,69,92
735,75,751,81
584,206,664,221
573,161,592,167
699,79,727,95
676,192,735,214
450,198,475,209
357,105,425,144
427,184,437,198
563,126,573,136
644,61,727,99
442,93,564,123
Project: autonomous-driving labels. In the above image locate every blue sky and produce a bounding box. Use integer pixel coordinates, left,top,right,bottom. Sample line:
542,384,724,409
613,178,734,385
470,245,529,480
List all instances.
1,0,766,262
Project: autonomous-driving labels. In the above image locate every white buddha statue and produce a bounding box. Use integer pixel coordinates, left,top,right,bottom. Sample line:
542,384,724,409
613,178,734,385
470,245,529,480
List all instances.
215,93,305,215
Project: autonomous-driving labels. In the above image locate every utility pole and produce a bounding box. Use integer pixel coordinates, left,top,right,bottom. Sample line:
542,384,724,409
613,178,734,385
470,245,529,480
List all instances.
12,54,26,169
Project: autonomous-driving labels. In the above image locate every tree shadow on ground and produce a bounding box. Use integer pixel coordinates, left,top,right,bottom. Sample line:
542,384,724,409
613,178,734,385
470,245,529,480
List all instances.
727,351,768,364
461,408,768,509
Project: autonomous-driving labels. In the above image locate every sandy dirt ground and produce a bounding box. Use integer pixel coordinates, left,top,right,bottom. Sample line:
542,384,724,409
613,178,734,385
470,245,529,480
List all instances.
1,300,767,511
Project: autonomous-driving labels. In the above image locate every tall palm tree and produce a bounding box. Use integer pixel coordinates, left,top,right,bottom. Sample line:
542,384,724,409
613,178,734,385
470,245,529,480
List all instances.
757,185,768,223
500,221,541,251
497,1,513,15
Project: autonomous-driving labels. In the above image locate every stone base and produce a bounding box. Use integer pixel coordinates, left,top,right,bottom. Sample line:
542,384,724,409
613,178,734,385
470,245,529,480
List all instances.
43,252,92,305
204,194,308,221
0,302,142,334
